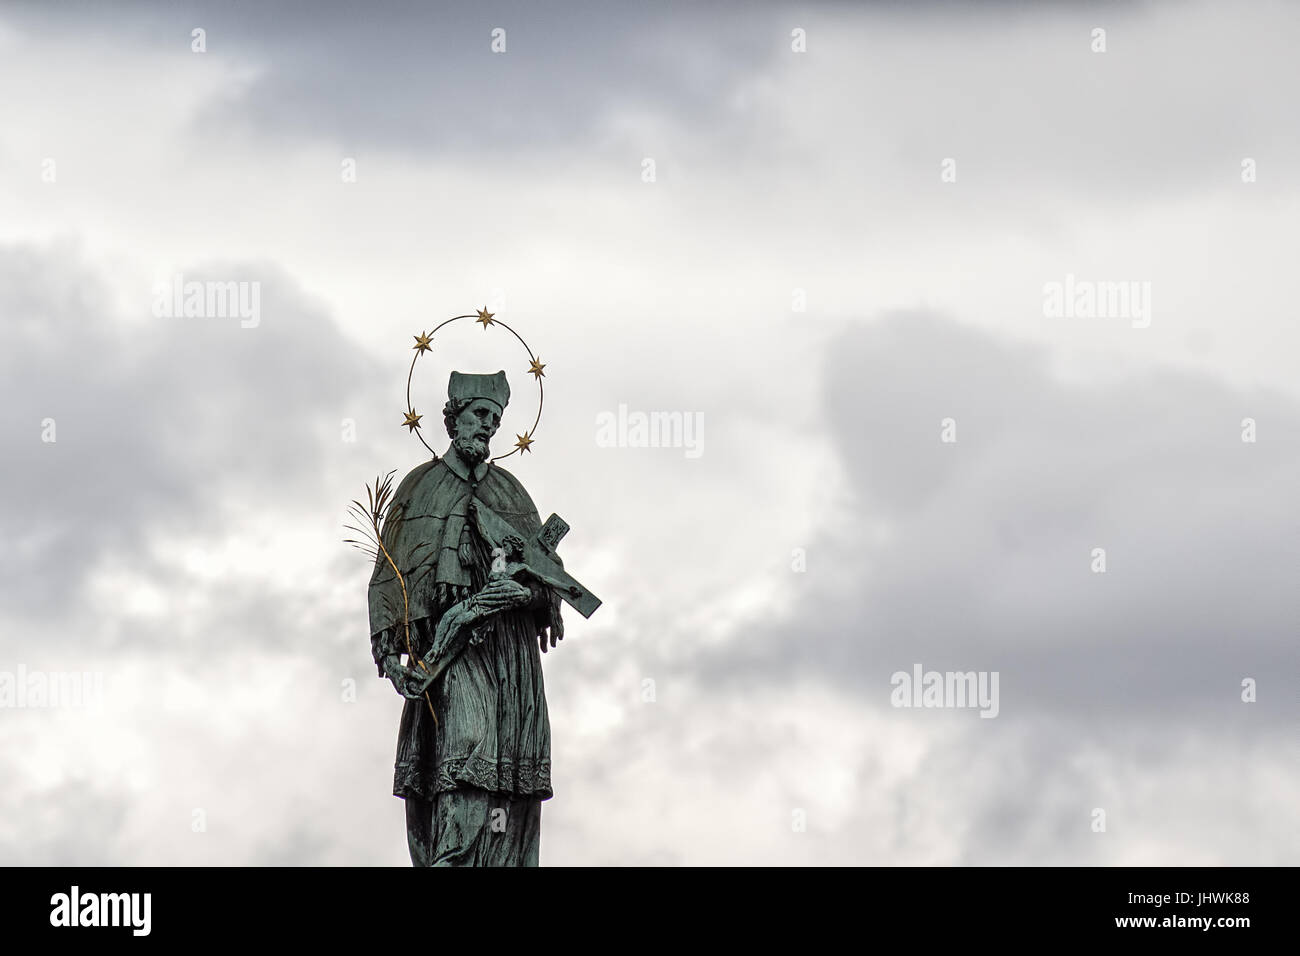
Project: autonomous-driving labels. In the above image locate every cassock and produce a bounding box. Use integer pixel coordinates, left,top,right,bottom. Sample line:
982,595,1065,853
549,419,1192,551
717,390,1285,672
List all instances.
368,445,563,819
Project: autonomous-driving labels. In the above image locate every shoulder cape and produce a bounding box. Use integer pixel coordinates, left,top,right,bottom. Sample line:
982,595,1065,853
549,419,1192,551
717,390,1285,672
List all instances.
367,457,553,639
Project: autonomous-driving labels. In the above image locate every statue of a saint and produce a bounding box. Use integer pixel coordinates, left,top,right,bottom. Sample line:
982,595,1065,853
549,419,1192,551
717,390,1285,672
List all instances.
367,370,566,866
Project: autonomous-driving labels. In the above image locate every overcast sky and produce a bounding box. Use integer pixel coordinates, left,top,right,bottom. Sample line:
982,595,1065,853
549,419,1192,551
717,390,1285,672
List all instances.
1,0,1296,865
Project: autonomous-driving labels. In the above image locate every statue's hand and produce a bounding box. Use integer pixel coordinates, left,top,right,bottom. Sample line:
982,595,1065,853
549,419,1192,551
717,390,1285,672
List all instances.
384,657,431,700
539,600,563,654
467,578,532,618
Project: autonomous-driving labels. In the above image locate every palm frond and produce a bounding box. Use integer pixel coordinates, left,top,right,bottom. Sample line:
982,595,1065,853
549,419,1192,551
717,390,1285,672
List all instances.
342,471,401,560
342,469,437,725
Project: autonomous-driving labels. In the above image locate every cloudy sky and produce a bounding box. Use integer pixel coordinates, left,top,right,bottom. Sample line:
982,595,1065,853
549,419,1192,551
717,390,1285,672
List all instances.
1,0,1296,866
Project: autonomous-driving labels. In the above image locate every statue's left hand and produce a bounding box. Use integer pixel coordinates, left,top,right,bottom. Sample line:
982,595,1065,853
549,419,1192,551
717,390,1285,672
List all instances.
539,614,563,654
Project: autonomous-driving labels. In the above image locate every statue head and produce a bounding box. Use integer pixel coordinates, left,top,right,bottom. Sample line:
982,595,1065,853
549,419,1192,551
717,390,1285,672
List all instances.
500,533,526,562
444,371,510,465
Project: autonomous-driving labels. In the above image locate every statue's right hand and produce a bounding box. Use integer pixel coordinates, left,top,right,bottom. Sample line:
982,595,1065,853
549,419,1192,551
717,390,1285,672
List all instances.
384,659,430,700
468,578,532,616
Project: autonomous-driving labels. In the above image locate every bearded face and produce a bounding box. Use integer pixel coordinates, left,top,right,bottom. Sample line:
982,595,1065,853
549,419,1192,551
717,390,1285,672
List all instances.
451,399,503,465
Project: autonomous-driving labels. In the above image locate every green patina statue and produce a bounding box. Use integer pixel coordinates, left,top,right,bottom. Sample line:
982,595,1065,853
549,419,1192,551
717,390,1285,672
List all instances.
365,370,600,866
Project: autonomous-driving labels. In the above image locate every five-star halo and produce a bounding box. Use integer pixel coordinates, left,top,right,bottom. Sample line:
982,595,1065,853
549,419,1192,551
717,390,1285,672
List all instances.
403,307,546,462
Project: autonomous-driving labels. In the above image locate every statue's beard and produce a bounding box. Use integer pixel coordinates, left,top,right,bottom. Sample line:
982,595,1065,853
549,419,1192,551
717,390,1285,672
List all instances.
453,433,489,466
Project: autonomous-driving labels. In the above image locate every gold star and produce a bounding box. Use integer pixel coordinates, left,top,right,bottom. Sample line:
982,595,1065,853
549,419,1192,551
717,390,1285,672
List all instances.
476,306,495,329
514,431,535,453
412,331,433,353
402,409,423,432
527,357,546,379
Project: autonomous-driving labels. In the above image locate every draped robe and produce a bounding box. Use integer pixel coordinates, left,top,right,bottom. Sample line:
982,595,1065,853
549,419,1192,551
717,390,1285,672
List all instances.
368,447,562,803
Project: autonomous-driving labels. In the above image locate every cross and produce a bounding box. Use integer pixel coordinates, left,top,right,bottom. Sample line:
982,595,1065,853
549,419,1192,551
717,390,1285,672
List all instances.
469,500,602,618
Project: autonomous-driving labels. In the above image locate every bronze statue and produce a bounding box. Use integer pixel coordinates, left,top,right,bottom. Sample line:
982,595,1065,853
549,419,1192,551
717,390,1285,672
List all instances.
350,315,600,866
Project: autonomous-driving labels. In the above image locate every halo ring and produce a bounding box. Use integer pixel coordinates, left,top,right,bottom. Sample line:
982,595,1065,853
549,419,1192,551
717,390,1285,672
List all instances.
403,312,544,462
